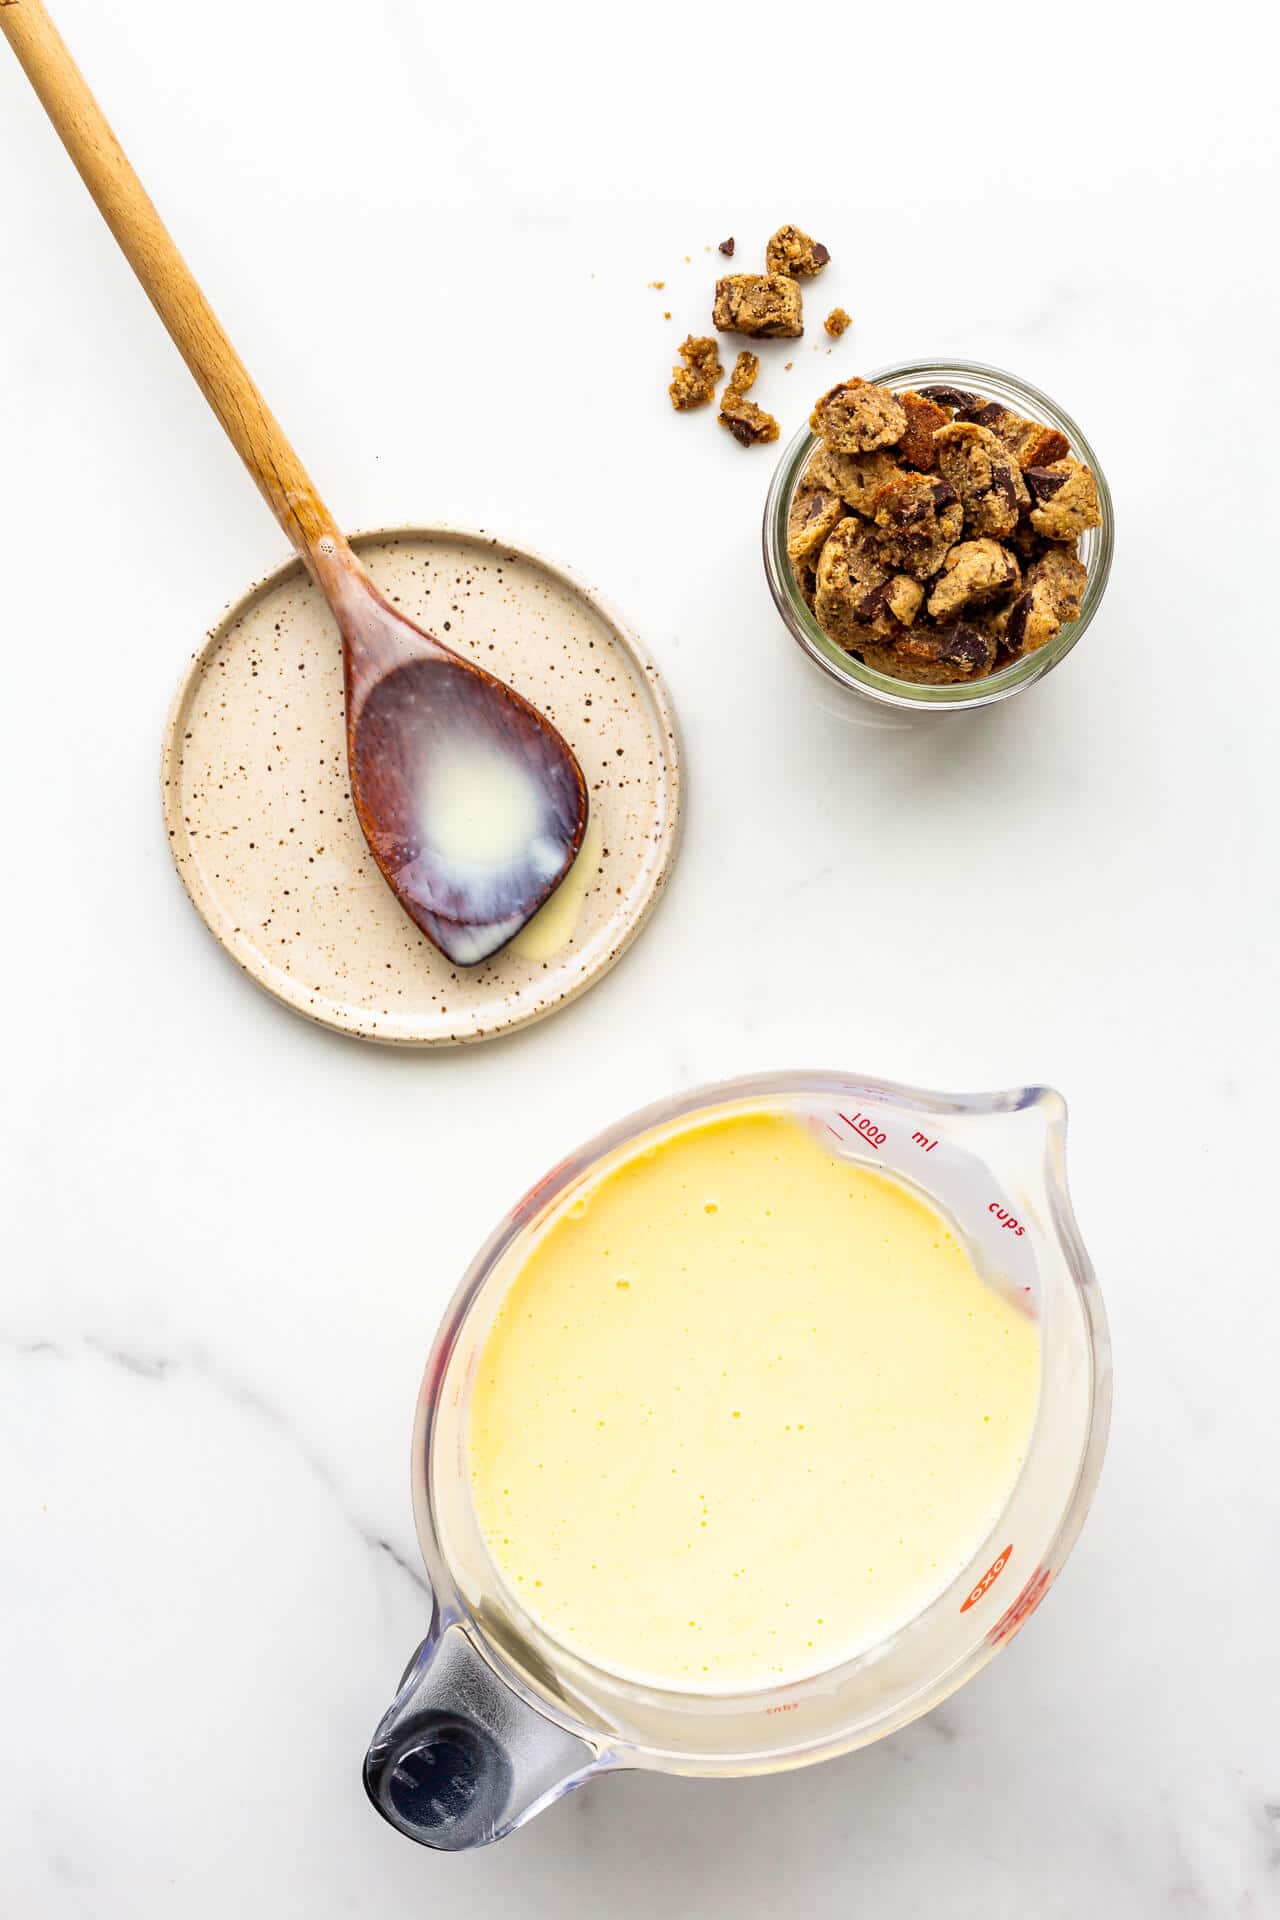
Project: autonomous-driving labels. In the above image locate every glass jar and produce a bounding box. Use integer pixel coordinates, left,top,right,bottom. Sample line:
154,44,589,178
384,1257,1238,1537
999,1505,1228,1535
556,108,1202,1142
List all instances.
762,360,1115,718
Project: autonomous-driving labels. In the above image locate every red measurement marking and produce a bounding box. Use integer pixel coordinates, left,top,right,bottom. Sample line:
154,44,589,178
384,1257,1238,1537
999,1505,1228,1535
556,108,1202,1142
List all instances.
766,1701,799,1715
911,1130,937,1153
988,1568,1052,1648
513,1156,575,1222
960,1543,1012,1612
837,1111,885,1150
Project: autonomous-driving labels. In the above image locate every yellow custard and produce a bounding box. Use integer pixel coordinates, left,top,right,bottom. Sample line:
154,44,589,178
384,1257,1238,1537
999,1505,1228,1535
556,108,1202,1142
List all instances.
468,1109,1040,1691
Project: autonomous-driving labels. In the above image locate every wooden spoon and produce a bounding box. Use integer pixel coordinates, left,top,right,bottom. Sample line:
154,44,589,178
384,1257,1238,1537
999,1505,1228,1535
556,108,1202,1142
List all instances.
2,0,588,967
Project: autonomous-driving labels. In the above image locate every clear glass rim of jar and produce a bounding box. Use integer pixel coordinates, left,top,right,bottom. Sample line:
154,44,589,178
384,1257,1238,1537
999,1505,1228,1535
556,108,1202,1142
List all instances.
762,358,1115,712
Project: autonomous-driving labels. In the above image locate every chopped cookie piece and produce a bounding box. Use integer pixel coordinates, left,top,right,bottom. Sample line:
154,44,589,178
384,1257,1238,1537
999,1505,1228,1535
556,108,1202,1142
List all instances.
787,485,846,561
1000,545,1088,657
813,517,890,646
727,348,760,392
897,390,951,471
953,399,1071,470
860,620,997,685
978,599,1016,653
1009,519,1053,566
719,349,780,446
1029,543,1088,617
713,273,804,338
1013,422,1071,468
718,236,735,256
1026,458,1102,539
802,444,900,516
926,540,1021,620
870,472,964,579
766,224,831,277
668,334,722,411
720,390,780,445
824,307,852,338
935,422,1029,539
810,377,907,453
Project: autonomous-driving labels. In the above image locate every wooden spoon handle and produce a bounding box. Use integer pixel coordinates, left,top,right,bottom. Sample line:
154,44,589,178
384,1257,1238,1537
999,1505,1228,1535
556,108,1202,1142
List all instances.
1,0,348,578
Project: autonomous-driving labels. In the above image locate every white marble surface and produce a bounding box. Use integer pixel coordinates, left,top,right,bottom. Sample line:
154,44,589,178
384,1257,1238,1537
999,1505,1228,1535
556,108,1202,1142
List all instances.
2,0,1277,1911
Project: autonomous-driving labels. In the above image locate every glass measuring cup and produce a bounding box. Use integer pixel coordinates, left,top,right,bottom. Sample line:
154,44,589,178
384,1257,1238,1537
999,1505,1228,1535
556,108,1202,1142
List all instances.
364,1071,1111,1850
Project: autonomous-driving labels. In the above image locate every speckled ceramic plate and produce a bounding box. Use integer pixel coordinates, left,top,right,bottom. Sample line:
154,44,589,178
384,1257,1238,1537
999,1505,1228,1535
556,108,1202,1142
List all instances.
162,527,682,1045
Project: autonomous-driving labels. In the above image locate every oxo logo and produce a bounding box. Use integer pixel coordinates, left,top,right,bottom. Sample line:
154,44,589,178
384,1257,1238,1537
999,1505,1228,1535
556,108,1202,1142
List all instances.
960,1543,1012,1612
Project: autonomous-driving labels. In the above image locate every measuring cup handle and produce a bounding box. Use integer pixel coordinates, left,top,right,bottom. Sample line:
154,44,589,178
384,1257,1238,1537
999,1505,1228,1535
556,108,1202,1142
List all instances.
363,1620,602,1850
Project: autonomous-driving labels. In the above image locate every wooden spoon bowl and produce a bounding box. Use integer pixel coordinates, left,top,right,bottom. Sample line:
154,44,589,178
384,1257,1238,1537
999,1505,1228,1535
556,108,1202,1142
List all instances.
339,569,587,962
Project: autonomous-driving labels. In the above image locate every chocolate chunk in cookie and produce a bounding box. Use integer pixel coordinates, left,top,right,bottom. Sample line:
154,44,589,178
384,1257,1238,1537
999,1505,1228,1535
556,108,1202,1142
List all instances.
766,224,831,277
810,378,907,453
916,385,978,411
897,391,951,471
1026,459,1102,539
953,400,1010,430
787,484,846,562
802,444,901,516
860,620,997,685
668,334,722,411
926,539,1021,620
713,274,804,338
935,422,1030,539
870,472,964,579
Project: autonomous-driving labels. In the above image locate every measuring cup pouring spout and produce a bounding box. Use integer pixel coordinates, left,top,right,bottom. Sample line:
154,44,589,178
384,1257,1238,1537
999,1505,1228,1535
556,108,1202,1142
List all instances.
363,1615,602,1850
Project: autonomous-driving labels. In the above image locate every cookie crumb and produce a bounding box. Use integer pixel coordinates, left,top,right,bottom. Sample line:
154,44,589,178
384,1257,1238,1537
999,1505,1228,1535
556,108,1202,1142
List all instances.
824,307,852,338
766,224,831,277
719,236,736,256
719,351,780,447
648,280,666,290
785,361,794,370
664,311,671,319
668,334,722,412
727,350,760,394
